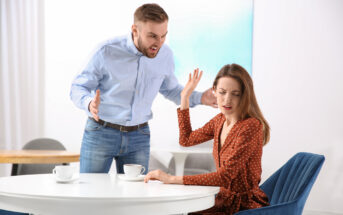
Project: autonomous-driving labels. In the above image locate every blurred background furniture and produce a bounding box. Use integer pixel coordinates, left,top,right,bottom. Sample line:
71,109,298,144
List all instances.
0,138,79,214
234,152,325,215
0,138,79,176
150,141,215,176
14,138,66,175
150,152,216,176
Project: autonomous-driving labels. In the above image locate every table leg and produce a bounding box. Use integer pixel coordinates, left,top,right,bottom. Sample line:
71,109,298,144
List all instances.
173,153,188,176
11,164,18,176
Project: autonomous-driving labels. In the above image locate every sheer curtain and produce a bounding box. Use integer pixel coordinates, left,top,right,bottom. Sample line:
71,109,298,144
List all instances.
0,0,44,176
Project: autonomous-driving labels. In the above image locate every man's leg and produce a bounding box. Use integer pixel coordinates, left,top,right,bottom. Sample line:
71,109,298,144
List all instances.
80,118,121,173
115,125,150,174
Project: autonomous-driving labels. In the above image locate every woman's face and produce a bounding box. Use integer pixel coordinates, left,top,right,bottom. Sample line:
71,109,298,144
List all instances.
214,77,242,118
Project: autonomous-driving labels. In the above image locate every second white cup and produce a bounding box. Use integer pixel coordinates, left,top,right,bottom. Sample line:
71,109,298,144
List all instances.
123,164,145,178
53,165,76,180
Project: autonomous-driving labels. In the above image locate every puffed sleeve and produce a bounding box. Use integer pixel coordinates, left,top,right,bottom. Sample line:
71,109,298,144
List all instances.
177,108,220,147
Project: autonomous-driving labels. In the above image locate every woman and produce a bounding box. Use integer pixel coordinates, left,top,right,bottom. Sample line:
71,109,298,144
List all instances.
144,64,270,214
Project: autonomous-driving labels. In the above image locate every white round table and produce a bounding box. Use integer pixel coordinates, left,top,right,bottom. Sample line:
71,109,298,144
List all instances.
0,173,219,215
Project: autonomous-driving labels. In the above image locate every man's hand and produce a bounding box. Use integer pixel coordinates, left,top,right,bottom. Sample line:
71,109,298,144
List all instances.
201,88,217,108
88,89,100,121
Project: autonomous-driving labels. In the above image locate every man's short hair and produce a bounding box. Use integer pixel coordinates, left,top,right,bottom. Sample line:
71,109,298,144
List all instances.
134,3,168,23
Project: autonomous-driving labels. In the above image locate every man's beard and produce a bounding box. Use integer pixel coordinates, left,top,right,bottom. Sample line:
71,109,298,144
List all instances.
138,37,158,58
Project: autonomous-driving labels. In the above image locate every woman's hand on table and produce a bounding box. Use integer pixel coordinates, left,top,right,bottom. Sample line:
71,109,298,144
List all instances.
144,169,183,184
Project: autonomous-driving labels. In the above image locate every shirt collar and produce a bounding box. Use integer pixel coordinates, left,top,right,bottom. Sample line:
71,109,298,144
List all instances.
126,33,143,56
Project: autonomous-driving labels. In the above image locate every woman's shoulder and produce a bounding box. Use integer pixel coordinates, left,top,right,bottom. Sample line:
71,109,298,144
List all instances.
201,113,224,129
239,117,262,129
211,113,224,123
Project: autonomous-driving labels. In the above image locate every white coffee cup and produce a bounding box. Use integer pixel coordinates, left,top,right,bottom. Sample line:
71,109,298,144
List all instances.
123,164,145,178
52,165,76,180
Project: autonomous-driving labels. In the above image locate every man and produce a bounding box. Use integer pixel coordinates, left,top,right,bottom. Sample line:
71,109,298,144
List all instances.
70,3,216,174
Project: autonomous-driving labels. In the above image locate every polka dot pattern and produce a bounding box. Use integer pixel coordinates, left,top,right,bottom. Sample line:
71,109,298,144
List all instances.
177,108,269,215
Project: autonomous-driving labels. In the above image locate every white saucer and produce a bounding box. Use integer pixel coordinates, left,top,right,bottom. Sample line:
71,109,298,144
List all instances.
118,174,145,182
53,173,79,183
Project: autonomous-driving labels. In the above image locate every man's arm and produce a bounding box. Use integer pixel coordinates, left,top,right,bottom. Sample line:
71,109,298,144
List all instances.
70,49,104,114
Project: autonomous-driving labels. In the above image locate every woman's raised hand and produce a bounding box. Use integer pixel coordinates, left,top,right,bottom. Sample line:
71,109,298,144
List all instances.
180,68,203,110
181,68,203,99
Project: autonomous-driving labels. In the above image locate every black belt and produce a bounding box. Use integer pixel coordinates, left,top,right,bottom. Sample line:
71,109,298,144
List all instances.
90,118,148,132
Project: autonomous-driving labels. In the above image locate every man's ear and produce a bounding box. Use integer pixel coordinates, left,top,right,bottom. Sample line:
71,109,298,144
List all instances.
131,24,138,38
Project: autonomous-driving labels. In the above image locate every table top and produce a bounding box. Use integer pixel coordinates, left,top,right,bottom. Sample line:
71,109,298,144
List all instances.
0,149,80,164
0,173,219,215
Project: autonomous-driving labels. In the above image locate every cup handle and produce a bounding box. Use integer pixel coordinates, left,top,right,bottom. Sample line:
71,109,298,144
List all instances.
140,166,146,175
52,168,56,175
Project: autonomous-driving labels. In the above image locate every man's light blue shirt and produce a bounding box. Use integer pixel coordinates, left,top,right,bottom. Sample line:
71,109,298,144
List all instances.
70,33,202,126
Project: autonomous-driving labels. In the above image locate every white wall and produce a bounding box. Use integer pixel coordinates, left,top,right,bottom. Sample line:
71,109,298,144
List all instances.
43,0,343,213
253,0,343,213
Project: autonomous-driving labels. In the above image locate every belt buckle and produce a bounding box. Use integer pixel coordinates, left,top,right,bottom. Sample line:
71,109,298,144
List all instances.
119,125,128,132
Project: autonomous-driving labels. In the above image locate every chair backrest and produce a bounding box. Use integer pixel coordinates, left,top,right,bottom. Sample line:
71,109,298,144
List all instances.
14,138,66,175
22,138,65,150
260,152,325,206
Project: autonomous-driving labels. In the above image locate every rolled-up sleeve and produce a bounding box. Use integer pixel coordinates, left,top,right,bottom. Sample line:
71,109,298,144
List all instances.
70,49,104,113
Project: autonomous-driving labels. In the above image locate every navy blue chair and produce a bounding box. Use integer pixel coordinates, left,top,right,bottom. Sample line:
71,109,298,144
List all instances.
235,152,325,215
0,210,28,215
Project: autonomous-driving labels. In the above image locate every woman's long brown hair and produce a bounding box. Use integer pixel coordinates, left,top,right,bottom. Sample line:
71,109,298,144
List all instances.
213,64,270,145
